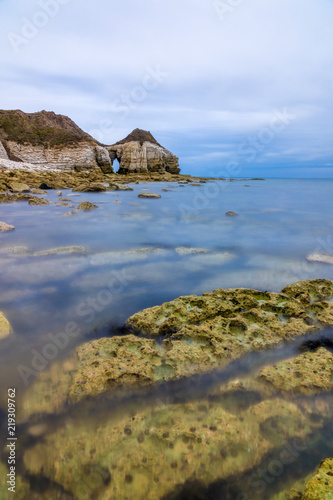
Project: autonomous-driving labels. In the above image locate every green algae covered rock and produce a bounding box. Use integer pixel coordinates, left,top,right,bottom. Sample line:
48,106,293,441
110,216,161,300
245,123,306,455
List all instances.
301,458,333,499
259,348,333,394
0,311,11,340
77,201,99,211
67,280,333,403
28,196,50,206
72,182,106,192
127,279,333,338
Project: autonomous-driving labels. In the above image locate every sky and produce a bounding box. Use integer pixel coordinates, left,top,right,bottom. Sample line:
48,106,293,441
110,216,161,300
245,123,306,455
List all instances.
0,0,332,177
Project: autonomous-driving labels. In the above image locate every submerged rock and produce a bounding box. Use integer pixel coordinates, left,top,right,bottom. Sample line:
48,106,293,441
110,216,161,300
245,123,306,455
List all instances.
175,247,210,255
54,202,75,208
19,279,333,500
77,201,99,211
0,245,29,255
138,193,161,199
0,221,15,232
307,253,333,265
0,311,11,339
63,209,79,216
22,381,325,500
33,246,88,256
226,211,239,216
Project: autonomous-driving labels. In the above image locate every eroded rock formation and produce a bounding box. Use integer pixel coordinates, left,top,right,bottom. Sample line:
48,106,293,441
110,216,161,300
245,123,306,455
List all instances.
108,128,180,174
0,111,181,175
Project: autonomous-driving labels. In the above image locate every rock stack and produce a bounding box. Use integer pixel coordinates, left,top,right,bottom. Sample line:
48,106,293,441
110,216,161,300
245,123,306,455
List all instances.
108,128,180,175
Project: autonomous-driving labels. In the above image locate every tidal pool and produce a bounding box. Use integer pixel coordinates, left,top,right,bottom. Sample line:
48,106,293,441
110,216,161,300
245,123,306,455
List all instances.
1,178,333,498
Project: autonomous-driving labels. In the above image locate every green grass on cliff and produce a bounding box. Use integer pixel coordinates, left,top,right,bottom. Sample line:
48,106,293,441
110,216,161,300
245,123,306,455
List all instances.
0,110,98,147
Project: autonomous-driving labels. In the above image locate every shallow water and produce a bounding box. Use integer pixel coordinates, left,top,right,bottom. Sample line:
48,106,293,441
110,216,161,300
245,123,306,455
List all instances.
1,178,333,498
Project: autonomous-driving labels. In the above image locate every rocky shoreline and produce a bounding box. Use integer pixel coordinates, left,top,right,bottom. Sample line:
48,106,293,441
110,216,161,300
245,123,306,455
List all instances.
4,279,332,499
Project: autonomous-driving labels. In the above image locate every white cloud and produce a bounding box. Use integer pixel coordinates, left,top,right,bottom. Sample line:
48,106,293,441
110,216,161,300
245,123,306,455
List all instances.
0,0,332,175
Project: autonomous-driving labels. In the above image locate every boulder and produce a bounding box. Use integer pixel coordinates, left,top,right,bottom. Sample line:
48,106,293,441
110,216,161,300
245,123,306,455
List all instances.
39,183,52,190
226,211,239,216
9,181,30,193
77,201,98,211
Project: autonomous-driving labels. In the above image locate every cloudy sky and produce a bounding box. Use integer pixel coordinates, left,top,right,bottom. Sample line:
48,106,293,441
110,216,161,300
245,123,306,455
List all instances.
0,0,332,177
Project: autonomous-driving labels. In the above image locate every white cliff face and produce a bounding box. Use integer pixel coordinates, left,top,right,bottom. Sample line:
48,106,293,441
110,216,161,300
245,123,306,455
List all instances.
108,141,180,174
0,142,9,160
4,141,113,173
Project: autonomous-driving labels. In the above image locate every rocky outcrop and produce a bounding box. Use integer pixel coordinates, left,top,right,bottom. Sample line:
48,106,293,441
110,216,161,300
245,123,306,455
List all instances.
108,128,180,174
0,110,113,173
0,112,180,175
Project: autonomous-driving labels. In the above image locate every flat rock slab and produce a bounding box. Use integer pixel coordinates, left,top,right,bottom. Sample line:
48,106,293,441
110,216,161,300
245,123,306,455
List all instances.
31,189,47,195
33,246,88,257
0,221,15,232
138,193,161,199
73,183,106,192
9,181,30,193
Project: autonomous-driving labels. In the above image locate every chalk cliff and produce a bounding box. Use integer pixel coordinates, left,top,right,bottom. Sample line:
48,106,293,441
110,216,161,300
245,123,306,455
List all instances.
0,111,180,175
0,110,113,173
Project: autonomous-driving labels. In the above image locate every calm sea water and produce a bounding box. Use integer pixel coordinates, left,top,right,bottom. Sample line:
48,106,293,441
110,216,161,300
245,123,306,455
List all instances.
0,178,333,498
